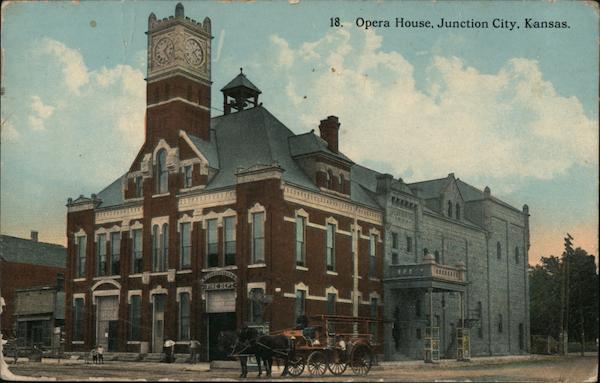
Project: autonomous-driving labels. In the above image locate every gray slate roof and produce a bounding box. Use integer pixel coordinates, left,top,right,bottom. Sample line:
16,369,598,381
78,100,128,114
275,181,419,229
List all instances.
407,177,449,200
0,235,66,268
288,132,353,163
221,72,262,93
188,130,219,169
97,174,126,209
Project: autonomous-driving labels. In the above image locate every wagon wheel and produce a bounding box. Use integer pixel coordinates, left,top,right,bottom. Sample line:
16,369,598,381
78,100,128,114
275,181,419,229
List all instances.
350,344,373,375
326,348,347,375
286,354,305,376
306,350,327,376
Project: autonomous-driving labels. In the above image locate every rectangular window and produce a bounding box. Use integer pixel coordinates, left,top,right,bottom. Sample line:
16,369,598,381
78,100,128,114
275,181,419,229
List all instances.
131,229,143,274
406,236,412,253
369,234,377,278
249,288,264,323
326,223,335,271
179,293,190,341
370,297,378,338
391,232,398,249
96,234,107,277
73,298,84,341
295,216,305,266
391,252,398,265
110,232,120,275
294,290,306,320
135,176,143,197
416,328,422,340
498,314,503,333
183,165,193,188
76,236,86,278
129,295,141,340
251,212,265,264
224,217,236,266
206,219,218,268
180,222,191,269
327,293,336,315
152,226,160,272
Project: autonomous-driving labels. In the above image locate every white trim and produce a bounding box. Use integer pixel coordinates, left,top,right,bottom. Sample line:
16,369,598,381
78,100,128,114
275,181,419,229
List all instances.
176,287,193,302
337,229,352,236
369,278,381,282
326,271,339,276
73,278,86,282
176,269,193,274
96,207,143,227
247,202,267,223
151,216,169,228
202,210,221,228
92,275,121,281
74,228,86,237
150,285,168,297
179,130,209,164
307,221,326,230
178,190,237,214
295,208,309,219
71,341,84,345
283,216,295,223
326,217,339,226
296,266,309,271
152,192,171,198
127,341,141,345
150,271,169,276
325,286,339,295
369,227,382,243
247,282,266,293
147,97,210,111
177,214,194,231
127,290,142,304
129,273,143,278
92,289,120,305
73,293,86,303
201,265,238,272
129,221,143,234
95,227,109,241
153,139,171,162
248,263,266,269
91,279,122,291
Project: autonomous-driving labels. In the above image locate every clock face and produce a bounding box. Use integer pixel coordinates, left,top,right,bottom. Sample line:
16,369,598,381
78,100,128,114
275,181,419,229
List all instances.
184,38,204,66
154,37,174,66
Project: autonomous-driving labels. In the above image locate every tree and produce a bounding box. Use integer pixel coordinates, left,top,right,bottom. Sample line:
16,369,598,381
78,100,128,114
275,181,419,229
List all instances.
529,240,598,354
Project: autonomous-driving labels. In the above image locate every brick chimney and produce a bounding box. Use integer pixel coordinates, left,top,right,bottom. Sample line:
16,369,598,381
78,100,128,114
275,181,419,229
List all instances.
319,116,340,153
30,230,39,242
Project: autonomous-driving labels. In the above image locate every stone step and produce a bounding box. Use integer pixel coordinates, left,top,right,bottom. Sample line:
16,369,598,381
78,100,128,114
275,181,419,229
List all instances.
142,353,165,362
210,360,239,369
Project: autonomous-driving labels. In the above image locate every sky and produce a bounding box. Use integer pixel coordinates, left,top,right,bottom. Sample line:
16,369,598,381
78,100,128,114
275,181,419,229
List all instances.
1,0,598,265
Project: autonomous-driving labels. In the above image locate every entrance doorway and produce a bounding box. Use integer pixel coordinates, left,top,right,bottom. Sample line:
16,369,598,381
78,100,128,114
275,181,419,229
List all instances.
96,296,119,351
152,294,166,353
208,312,237,360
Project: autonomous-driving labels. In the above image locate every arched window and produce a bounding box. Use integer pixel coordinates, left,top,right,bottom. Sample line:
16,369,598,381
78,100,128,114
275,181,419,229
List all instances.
339,174,345,193
447,201,453,217
434,250,440,263
455,203,461,220
423,248,429,256
496,241,502,259
515,246,519,264
152,225,159,272
327,170,334,189
155,149,168,194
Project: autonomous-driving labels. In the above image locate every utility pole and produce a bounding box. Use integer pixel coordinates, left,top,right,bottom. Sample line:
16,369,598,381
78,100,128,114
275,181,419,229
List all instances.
560,233,574,355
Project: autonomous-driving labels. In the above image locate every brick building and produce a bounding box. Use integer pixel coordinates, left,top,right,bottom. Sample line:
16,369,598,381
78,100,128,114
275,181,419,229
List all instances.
0,233,66,343
65,4,383,360
64,4,529,361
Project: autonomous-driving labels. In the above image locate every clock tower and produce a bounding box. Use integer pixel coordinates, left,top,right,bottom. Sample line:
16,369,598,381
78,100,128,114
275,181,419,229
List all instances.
146,3,212,144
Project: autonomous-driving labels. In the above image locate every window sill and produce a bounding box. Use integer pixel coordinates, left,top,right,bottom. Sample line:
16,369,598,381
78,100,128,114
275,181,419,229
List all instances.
127,341,141,345
71,341,84,344
124,197,144,202
73,278,86,282
176,341,190,345
150,271,169,276
176,269,193,274
129,274,143,278
369,277,381,282
152,192,170,198
93,275,121,280
326,270,338,276
248,263,266,269
202,265,238,272
296,265,309,271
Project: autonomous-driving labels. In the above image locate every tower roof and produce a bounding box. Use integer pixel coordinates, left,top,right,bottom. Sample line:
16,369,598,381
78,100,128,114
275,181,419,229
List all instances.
221,69,262,94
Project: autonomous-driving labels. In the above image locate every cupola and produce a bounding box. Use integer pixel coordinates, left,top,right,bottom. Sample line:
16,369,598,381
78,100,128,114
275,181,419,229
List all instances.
221,68,262,114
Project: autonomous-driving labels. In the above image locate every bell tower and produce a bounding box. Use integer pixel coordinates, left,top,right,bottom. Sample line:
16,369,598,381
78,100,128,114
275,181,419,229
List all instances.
146,3,212,144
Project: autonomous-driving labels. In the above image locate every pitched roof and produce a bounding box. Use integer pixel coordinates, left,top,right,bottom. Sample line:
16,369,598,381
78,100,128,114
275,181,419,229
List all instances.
407,177,450,200
456,179,523,213
352,164,414,195
96,174,126,209
288,132,353,164
187,130,219,168
220,73,262,93
0,235,66,268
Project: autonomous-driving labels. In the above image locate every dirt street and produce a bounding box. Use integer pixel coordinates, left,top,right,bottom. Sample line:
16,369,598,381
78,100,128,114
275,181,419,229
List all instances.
5,354,598,382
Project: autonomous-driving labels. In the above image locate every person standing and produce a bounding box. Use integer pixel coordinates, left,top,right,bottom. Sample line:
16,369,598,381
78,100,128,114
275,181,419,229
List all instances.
189,339,200,363
96,344,104,364
164,339,175,363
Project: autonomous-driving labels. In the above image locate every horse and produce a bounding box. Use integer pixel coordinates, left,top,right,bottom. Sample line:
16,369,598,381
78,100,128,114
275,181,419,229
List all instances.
251,333,294,377
223,328,267,378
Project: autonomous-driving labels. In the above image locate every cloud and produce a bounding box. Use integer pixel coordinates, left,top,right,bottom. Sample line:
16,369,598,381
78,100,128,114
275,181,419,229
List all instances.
39,38,89,94
28,95,55,131
267,28,597,184
1,120,20,141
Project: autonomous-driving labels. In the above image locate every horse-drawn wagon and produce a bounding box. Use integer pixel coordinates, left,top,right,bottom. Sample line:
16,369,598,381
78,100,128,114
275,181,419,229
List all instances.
269,314,381,377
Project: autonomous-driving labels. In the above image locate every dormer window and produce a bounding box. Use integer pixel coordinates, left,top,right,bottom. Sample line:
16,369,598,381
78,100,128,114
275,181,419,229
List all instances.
135,176,143,197
339,174,345,193
327,170,334,189
183,165,193,188
455,203,461,220
155,149,168,194
447,201,453,218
